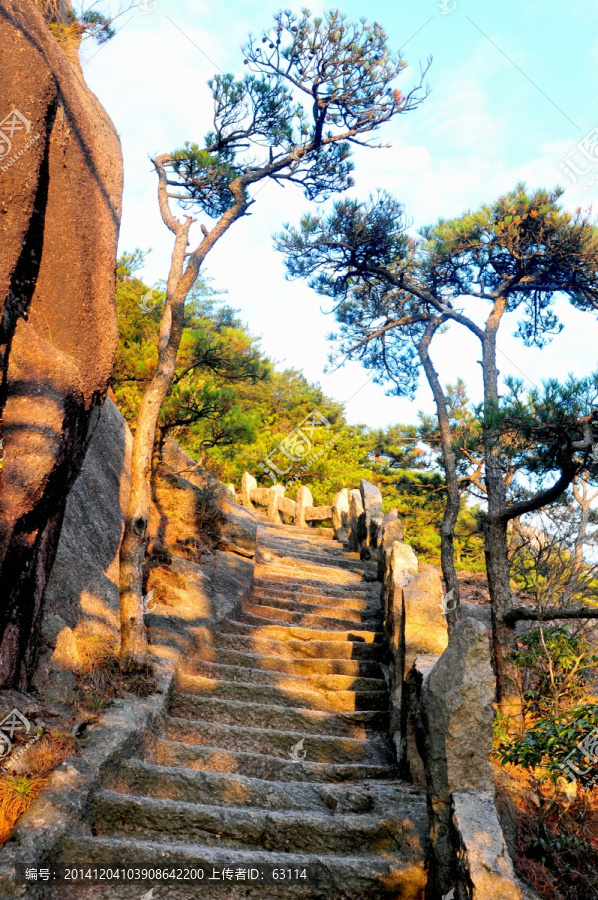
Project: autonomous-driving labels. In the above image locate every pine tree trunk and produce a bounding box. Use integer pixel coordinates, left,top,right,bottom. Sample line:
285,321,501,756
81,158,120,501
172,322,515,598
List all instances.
119,162,247,661
119,224,191,660
481,309,523,727
419,320,461,632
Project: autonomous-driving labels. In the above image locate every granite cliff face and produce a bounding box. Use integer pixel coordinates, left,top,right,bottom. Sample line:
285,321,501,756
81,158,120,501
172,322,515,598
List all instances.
0,0,122,687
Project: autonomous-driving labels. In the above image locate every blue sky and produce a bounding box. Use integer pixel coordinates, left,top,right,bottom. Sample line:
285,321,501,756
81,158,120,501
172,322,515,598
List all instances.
82,0,598,428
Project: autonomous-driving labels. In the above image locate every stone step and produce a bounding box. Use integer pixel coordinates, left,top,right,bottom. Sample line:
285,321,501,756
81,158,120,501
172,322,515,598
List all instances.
194,646,384,679
263,521,336,539
54,835,427,900
260,549,376,573
251,590,378,614
175,672,389,713
169,693,390,737
259,541,362,562
91,791,417,856
253,575,376,596
260,536,356,560
110,759,425,817
163,716,394,765
238,603,382,632
258,562,373,585
110,759,331,811
183,658,387,693
152,738,398,783
221,619,384,645
211,631,386,661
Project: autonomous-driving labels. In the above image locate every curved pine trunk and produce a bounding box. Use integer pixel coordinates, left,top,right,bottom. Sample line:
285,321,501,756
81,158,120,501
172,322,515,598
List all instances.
419,319,461,632
481,314,523,728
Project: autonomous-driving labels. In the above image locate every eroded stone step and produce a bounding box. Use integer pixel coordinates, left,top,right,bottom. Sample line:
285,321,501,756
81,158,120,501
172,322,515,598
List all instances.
92,791,418,856
183,659,387,693
53,835,427,900
259,542,363,563
260,549,376,573
108,760,425,818
212,632,386,661
175,672,389,713
152,738,398,783
162,716,394,765
258,564,374,587
251,590,378,614
109,759,327,811
221,620,384,645
238,603,382,632
193,646,384,679
253,575,376,596
169,693,389,737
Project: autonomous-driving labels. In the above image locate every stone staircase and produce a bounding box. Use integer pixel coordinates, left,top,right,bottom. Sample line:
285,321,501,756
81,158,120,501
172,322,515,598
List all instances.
52,521,428,899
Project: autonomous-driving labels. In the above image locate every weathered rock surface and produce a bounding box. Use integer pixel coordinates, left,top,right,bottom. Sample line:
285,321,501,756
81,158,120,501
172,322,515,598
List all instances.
416,617,501,897
219,497,258,558
452,791,521,900
32,398,130,701
0,0,122,687
402,565,448,676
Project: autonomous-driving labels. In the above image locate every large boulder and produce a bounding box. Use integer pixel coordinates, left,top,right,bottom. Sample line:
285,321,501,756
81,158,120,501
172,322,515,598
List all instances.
0,0,122,687
402,565,448,678
416,618,500,896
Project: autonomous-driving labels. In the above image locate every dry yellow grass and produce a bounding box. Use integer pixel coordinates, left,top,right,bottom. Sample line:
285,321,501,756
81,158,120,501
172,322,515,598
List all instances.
0,730,78,844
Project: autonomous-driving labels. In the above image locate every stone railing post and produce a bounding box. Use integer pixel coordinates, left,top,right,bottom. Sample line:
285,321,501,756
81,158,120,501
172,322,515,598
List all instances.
358,479,384,560
331,488,350,542
241,472,257,510
267,484,285,524
295,485,313,528
347,489,364,551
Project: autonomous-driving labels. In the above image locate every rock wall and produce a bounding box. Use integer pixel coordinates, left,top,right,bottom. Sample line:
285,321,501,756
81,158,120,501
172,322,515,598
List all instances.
0,0,122,687
32,398,131,701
